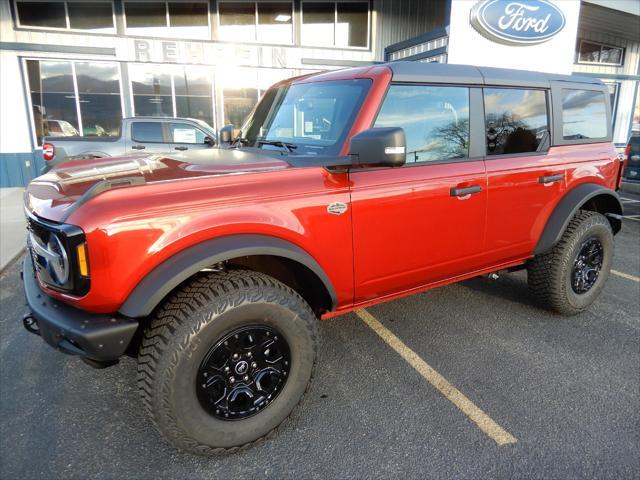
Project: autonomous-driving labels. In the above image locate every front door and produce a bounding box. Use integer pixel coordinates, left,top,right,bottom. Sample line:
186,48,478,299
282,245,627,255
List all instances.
126,120,172,155
349,84,488,304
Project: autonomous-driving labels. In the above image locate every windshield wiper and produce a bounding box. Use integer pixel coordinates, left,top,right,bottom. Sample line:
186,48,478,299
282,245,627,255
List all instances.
257,139,298,152
230,137,250,149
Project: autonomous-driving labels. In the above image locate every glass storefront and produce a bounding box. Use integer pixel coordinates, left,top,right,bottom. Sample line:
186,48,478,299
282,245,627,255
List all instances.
26,59,123,144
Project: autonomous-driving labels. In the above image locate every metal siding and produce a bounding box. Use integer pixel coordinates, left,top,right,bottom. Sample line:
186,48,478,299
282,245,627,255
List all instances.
374,0,447,61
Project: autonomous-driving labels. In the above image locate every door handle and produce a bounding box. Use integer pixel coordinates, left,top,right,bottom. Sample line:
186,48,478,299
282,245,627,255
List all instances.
174,146,188,151
131,145,145,150
450,185,482,197
538,174,563,184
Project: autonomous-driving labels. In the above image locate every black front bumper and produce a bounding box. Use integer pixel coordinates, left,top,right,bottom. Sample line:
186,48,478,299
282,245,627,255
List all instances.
22,254,139,363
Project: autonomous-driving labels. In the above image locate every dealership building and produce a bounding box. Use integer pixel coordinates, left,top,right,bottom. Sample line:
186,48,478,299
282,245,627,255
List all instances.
0,0,638,187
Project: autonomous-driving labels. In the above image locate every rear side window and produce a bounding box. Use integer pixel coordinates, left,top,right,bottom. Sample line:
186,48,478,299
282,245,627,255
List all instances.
483,88,548,155
374,85,470,163
561,89,607,140
132,122,164,143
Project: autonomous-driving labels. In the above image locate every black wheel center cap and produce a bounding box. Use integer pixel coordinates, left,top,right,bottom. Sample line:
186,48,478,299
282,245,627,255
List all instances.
235,360,249,375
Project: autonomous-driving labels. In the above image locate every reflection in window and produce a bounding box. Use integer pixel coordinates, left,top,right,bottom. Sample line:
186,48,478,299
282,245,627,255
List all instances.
130,64,173,117
577,40,624,66
302,2,369,48
17,1,115,32
68,2,114,32
483,88,548,155
375,85,470,163
27,60,79,145
562,89,607,140
125,1,209,38
219,2,293,44
75,62,122,137
223,88,259,135
174,67,214,127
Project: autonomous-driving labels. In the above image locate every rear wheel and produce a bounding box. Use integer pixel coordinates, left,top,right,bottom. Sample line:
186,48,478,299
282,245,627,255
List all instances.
527,210,613,315
137,270,318,455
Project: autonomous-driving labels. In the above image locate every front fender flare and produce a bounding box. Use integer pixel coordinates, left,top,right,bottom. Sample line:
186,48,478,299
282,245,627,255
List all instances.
534,183,623,255
118,234,337,318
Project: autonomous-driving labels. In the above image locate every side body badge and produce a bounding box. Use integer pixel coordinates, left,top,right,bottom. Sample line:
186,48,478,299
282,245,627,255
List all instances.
327,202,348,215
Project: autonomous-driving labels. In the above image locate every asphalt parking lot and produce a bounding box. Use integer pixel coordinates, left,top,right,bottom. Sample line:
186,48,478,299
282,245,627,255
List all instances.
1,192,639,479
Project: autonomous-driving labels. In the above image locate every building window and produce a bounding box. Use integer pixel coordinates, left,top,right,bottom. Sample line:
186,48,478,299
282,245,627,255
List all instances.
26,59,123,145
15,1,115,33
374,85,470,163
302,1,369,48
561,89,608,140
130,64,215,128
577,40,624,66
124,1,210,39
218,2,293,44
483,88,549,155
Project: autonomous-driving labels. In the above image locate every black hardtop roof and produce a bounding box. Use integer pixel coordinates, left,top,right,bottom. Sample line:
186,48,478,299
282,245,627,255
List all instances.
387,61,602,88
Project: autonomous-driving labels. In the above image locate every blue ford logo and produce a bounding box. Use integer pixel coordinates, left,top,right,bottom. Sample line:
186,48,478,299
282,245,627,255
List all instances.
470,0,566,45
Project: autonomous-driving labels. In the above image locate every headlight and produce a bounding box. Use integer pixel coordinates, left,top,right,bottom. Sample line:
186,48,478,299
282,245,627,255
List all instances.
27,214,90,295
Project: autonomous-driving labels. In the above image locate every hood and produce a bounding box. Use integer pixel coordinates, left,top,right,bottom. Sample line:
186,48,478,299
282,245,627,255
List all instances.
25,148,291,223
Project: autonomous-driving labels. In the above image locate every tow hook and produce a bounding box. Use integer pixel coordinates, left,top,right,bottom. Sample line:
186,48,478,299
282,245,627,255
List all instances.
487,272,500,280
23,314,40,336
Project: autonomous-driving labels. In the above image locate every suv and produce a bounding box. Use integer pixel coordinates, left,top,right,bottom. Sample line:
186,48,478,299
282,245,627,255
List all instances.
22,63,624,454
623,133,640,181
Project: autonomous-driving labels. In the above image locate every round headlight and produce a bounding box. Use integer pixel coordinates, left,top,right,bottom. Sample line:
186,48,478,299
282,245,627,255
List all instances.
47,233,69,285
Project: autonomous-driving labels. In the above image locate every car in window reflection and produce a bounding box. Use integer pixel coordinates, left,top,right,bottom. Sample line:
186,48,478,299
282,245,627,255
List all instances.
40,116,217,173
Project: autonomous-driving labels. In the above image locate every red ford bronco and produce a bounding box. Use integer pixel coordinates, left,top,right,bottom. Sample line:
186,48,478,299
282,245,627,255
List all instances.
22,62,624,454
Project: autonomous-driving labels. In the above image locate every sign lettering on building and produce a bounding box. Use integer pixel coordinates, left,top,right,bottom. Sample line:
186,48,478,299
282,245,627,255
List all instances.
470,0,566,45
130,39,292,68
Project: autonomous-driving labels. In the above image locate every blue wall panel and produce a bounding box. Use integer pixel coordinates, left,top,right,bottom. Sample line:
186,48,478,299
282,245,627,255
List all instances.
0,152,37,187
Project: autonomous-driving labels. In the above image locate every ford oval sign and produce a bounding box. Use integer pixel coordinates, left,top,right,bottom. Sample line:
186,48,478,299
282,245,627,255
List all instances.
470,0,566,45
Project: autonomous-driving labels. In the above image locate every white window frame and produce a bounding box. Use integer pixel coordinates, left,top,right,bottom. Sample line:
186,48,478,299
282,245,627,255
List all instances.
128,63,217,131
14,0,117,34
21,57,126,147
216,0,294,46
301,0,370,50
576,39,625,67
123,0,211,40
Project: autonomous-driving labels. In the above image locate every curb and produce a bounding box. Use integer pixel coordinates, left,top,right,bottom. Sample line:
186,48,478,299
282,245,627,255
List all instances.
0,247,25,276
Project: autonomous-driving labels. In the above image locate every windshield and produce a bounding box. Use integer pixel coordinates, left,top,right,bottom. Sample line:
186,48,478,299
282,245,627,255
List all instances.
240,79,371,155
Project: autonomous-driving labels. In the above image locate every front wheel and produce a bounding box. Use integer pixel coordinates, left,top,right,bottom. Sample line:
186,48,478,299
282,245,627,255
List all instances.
137,270,319,455
527,210,614,315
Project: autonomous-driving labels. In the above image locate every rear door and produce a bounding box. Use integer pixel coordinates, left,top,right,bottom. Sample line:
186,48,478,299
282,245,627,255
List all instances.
126,120,171,154
168,121,214,153
349,84,488,303
482,86,566,264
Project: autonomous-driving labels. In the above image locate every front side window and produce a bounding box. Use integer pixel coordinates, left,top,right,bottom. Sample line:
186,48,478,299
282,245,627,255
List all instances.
169,123,207,143
132,122,164,143
240,79,371,155
561,89,608,140
17,1,115,32
483,88,548,155
374,85,470,163
302,1,369,48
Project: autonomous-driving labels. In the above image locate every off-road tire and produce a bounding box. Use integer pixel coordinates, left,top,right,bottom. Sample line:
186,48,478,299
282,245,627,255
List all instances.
137,270,319,455
527,210,613,315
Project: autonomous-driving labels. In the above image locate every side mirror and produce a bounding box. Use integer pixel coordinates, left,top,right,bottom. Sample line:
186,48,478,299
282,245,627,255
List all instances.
348,127,406,168
219,124,234,144
203,135,215,146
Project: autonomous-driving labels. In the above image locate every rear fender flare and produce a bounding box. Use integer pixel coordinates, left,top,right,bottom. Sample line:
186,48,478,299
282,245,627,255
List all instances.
534,183,623,255
118,234,337,318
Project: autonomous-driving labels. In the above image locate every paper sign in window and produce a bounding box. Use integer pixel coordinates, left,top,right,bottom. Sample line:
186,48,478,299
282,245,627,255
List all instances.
174,128,197,143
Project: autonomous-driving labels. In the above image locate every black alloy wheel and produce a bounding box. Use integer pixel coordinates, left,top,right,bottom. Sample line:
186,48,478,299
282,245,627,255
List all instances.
571,237,604,294
196,325,291,420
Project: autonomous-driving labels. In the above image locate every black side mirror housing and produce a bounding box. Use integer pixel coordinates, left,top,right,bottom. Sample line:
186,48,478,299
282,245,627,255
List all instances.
203,136,215,146
348,127,406,168
219,124,234,144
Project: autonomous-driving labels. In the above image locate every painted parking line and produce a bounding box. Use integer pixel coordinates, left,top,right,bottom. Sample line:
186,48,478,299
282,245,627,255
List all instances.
611,270,640,282
355,308,517,446
620,198,640,204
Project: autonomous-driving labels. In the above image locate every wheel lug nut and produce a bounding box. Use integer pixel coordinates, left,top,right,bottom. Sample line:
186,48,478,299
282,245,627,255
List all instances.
251,362,257,368
203,372,208,377
224,366,230,372
243,375,249,381
232,353,239,360
229,376,235,383
247,351,252,357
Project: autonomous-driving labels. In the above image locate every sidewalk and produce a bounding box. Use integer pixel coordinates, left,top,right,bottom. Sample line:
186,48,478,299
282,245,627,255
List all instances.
1,188,25,271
